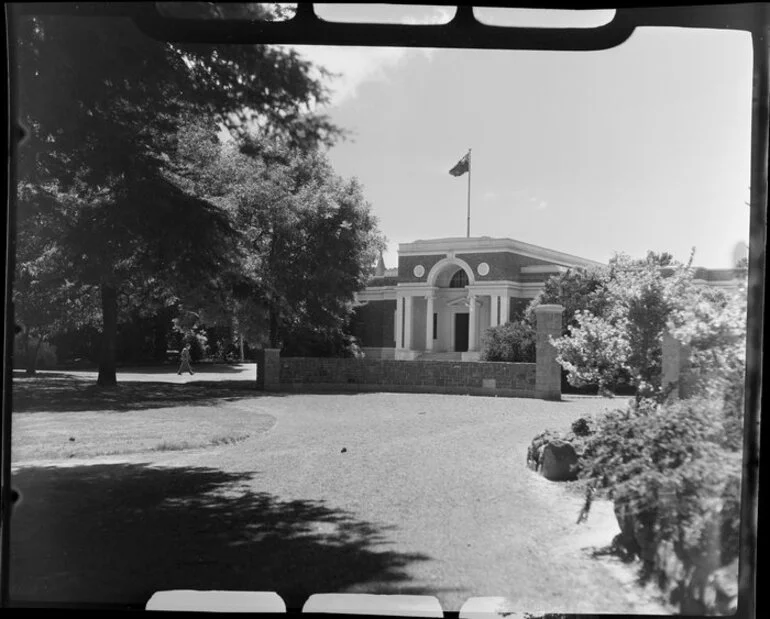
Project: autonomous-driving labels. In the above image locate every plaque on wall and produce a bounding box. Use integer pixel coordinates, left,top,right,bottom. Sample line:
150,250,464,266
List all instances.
477,262,490,276
413,264,425,278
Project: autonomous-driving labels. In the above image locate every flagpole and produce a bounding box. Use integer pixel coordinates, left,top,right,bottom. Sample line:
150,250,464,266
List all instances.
466,148,472,238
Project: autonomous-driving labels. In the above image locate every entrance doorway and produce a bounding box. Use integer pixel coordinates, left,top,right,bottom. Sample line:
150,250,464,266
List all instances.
454,313,469,352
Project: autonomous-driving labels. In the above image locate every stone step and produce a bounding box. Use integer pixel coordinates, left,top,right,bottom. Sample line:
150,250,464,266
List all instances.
417,352,464,361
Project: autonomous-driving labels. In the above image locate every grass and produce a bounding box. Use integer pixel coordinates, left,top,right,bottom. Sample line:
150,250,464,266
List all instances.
8,390,673,613
12,408,275,461
11,369,275,462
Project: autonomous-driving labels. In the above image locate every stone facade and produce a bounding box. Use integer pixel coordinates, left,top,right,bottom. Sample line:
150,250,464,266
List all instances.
277,357,538,398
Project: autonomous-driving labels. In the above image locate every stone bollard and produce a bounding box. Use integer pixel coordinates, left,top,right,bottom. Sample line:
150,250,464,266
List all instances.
255,348,281,391
535,304,564,401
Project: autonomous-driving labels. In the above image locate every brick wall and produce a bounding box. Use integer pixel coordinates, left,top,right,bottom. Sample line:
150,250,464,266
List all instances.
398,251,558,284
398,254,444,282
456,252,555,282
278,358,537,398
256,304,564,400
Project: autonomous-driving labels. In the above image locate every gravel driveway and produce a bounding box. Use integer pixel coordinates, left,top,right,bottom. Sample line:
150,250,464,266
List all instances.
10,389,672,613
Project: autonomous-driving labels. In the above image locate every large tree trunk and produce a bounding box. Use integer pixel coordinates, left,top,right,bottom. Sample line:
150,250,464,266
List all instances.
97,283,118,386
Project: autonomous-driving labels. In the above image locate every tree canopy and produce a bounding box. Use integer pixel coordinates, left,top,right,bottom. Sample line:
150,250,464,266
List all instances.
11,6,348,384
170,122,385,355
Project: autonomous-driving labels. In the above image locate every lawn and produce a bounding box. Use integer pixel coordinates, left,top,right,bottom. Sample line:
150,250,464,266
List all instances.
10,371,670,614
11,369,274,462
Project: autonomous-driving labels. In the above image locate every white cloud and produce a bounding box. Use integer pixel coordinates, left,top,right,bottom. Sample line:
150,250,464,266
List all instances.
286,45,411,106
537,200,548,210
281,7,452,107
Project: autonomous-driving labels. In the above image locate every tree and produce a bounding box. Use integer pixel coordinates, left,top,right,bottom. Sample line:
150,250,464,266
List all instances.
524,265,611,333
12,6,343,385
181,130,386,354
551,252,697,400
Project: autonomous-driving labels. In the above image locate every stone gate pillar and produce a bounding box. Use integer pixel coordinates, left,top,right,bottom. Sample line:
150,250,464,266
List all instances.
535,304,564,401
662,331,692,399
255,348,281,391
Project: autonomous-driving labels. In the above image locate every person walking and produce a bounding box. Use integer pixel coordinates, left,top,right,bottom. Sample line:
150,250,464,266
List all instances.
177,343,194,375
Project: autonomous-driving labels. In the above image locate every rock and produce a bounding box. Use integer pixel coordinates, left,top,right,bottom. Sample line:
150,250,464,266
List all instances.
340,447,347,453
526,429,560,471
540,440,579,481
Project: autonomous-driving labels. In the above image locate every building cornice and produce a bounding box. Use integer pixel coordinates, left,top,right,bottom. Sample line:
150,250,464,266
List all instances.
398,236,604,268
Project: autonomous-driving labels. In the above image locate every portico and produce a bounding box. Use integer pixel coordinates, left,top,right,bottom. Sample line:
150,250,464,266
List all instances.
393,257,522,360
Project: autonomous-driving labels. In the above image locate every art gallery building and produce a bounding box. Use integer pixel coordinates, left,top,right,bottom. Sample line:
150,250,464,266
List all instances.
350,236,743,362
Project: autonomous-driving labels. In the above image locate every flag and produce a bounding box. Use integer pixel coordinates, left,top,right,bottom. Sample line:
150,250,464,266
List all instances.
449,151,470,177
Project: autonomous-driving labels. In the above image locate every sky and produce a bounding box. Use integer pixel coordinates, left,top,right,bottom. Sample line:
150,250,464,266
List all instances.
281,6,753,269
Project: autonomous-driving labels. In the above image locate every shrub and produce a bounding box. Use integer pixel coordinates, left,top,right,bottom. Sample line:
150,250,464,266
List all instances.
185,330,209,362
480,320,535,362
571,415,597,437
13,335,58,372
579,397,742,572
280,328,364,358
36,341,59,369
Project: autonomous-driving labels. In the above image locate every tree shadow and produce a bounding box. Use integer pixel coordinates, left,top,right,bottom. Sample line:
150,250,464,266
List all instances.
9,463,444,611
12,376,285,413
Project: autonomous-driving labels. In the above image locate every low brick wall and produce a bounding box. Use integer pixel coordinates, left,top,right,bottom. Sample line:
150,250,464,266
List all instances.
278,357,538,398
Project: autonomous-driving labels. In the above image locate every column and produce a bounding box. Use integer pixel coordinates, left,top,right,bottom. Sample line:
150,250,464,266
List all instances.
404,295,414,350
425,294,435,351
468,294,477,351
491,295,500,327
535,304,564,400
500,294,510,325
395,295,404,348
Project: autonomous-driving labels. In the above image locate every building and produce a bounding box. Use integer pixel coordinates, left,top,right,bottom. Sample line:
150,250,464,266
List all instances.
351,236,746,362
351,236,603,361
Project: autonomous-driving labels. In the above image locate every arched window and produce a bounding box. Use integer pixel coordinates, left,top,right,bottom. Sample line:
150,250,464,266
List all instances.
449,269,468,288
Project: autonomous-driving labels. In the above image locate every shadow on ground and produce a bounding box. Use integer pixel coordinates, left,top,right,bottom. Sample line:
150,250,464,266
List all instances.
12,376,280,413
10,463,439,611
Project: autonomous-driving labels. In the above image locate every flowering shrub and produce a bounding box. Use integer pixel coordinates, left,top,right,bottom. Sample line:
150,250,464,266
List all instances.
551,310,631,395
479,319,536,362
550,251,709,400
